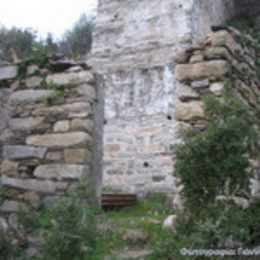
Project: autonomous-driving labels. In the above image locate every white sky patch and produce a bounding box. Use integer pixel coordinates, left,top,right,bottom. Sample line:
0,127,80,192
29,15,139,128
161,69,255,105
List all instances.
0,0,98,40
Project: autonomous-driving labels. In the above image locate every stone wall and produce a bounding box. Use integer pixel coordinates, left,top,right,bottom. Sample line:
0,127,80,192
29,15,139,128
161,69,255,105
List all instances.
89,0,235,195
174,27,260,198
0,58,103,212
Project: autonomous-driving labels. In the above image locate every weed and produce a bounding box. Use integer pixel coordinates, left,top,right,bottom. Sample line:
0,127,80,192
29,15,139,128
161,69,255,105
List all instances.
45,91,63,106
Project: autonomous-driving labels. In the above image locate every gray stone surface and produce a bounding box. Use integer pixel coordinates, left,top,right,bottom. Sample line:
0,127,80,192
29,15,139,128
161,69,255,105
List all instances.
1,200,26,212
1,175,56,193
174,101,204,121
46,71,94,86
34,164,90,180
32,102,92,117
0,66,17,80
9,117,47,131
26,132,92,147
3,145,47,160
175,60,230,82
26,76,42,88
9,90,54,105
71,118,94,132
76,83,95,99
176,82,199,101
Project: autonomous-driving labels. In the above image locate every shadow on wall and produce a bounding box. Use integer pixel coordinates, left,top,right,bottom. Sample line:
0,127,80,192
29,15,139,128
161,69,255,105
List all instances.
234,0,260,18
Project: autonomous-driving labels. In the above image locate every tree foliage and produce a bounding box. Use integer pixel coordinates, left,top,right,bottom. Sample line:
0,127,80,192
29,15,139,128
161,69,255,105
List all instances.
0,27,36,62
0,14,93,63
59,14,93,58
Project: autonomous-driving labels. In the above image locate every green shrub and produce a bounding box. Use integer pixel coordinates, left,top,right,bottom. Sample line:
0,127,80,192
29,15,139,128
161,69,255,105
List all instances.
172,90,258,213
40,198,98,260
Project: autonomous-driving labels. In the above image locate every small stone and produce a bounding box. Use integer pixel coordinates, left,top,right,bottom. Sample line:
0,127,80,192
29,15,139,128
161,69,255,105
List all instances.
174,101,204,121
0,217,9,231
26,132,92,147
64,149,92,164
34,164,90,180
66,65,84,72
71,118,94,132
27,65,39,75
190,54,204,63
176,83,199,101
10,80,20,90
53,120,70,132
191,78,209,88
0,66,17,80
18,191,41,208
122,229,149,244
76,84,96,100
1,160,18,177
206,30,236,53
209,82,224,96
26,76,42,88
8,213,22,231
163,215,177,229
1,200,27,212
45,151,63,162
174,51,189,64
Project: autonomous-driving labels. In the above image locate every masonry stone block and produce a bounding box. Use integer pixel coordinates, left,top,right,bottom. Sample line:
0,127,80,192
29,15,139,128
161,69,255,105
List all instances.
71,118,94,132
46,71,94,86
1,200,27,212
9,117,47,131
26,132,92,147
1,175,56,193
25,76,42,88
9,90,54,105
0,66,17,80
3,145,47,160
64,149,92,164
176,83,199,101
53,120,70,132
32,102,92,118
175,60,230,82
206,30,236,53
34,164,90,180
174,101,204,121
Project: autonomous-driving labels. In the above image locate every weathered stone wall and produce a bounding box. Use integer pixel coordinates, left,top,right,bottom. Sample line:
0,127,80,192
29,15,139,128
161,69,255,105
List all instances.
174,27,260,200
0,58,103,212
89,0,235,195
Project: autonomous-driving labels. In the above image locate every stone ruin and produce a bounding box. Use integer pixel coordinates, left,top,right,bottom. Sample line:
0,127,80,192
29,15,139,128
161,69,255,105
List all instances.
89,0,259,197
0,0,259,213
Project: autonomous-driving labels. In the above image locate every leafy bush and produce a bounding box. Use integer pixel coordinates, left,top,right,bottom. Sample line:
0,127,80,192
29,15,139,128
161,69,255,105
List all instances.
0,228,18,259
157,87,260,258
40,198,98,260
173,89,258,212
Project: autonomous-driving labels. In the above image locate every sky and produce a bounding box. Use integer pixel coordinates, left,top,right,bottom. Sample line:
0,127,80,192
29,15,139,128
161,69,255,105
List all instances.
0,0,98,40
